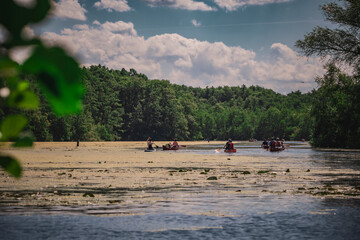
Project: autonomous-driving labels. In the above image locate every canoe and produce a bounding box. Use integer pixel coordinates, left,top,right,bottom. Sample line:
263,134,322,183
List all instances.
163,145,179,150
224,149,236,153
144,149,156,152
269,147,285,152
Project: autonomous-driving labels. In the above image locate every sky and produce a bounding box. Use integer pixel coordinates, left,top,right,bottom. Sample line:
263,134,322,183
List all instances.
15,0,335,93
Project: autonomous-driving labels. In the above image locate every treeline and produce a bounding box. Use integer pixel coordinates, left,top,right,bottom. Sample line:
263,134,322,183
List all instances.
14,65,313,142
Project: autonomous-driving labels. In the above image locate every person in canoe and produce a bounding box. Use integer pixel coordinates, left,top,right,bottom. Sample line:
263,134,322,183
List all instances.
147,137,156,150
164,138,180,150
224,138,234,151
172,138,179,147
270,137,276,151
277,138,285,150
261,139,269,149
268,137,285,151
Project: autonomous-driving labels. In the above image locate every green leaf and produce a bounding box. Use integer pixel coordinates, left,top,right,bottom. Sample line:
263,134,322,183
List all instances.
8,89,39,109
0,57,20,88
0,114,28,141
22,46,84,115
0,0,51,47
0,156,22,178
13,136,34,147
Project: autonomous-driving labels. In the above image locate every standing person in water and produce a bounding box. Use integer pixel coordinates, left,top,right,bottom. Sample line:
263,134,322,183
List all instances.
147,137,156,150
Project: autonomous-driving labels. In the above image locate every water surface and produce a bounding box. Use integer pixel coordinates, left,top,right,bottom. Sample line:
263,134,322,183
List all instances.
1,141,360,239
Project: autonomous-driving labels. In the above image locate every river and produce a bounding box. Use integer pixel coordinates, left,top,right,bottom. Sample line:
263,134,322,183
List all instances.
1,141,360,239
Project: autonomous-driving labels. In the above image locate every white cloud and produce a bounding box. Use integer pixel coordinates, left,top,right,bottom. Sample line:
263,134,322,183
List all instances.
191,19,201,27
101,21,137,35
40,20,324,93
214,0,293,11
10,46,33,64
51,0,87,20
94,0,131,12
144,0,216,11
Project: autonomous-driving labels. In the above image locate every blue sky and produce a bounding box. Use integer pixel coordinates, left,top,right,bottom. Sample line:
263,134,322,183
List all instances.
19,0,334,93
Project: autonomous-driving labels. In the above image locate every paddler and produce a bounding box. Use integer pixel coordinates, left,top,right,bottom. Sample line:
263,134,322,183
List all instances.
172,138,179,147
147,137,156,150
224,138,234,150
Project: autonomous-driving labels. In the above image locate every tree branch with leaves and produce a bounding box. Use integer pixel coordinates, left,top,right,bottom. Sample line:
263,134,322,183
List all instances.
295,0,360,67
0,0,83,178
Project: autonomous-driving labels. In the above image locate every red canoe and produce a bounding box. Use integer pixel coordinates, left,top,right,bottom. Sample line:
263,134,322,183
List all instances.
269,147,285,152
163,145,179,150
224,149,237,153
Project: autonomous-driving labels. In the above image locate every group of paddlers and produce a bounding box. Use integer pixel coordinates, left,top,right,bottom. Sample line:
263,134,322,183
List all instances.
146,137,178,150
147,137,286,152
261,137,285,151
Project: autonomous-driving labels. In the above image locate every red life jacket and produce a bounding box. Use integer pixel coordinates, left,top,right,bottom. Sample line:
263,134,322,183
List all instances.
229,142,234,149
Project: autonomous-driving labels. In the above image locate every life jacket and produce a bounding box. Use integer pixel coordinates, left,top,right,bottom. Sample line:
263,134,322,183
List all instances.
229,142,234,149
276,141,281,147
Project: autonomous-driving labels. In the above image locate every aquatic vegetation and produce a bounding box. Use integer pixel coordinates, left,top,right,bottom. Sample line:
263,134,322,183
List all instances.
207,176,218,180
83,193,95,197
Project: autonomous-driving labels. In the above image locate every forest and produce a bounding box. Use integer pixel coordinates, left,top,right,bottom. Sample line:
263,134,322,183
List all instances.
10,65,313,142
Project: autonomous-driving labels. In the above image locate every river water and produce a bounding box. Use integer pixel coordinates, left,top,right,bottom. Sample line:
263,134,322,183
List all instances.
1,142,360,239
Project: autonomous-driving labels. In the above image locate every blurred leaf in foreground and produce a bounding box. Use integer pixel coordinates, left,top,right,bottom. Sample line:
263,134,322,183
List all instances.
0,156,22,178
13,135,34,147
0,0,51,47
0,114,28,141
22,45,84,115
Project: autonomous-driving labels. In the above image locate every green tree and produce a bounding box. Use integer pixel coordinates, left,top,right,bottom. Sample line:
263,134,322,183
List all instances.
296,0,360,148
295,0,360,67
311,64,360,148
